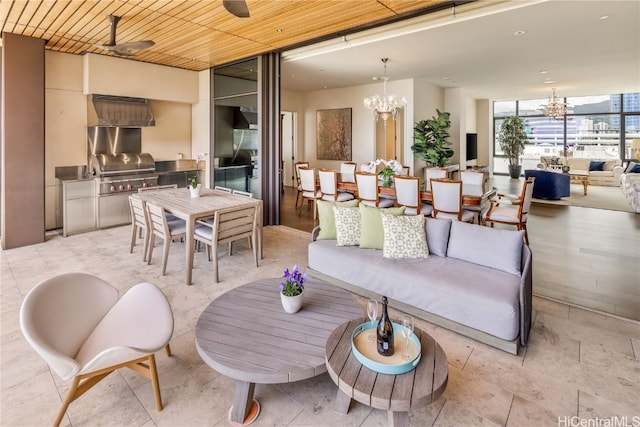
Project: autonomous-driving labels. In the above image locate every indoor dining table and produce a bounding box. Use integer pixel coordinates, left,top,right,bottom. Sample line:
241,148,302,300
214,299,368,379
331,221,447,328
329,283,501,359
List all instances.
134,188,262,285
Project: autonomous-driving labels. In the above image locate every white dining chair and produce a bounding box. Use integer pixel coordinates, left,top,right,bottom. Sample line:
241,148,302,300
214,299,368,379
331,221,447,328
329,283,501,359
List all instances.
298,167,322,219
294,161,310,208
393,175,433,216
232,189,253,197
424,167,448,191
340,162,357,183
398,165,411,176
355,172,394,208
215,186,233,193
460,170,486,223
319,169,355,202
146,202,187,275
430,179,475,222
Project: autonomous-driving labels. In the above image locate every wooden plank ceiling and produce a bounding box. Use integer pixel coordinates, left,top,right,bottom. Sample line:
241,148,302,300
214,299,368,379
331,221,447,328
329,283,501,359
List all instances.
0,0,449,71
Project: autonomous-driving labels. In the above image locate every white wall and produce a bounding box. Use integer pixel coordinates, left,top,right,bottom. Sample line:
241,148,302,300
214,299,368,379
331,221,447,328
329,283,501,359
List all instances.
192,70,211,186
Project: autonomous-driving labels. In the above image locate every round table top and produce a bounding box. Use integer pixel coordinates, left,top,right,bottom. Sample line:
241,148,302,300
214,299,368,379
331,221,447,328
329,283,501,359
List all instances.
325,318,448,411
195,277,364,384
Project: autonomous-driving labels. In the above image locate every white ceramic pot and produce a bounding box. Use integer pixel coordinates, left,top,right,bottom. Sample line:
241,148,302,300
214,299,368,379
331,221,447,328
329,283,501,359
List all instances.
280,291,303,314
189,184,202,198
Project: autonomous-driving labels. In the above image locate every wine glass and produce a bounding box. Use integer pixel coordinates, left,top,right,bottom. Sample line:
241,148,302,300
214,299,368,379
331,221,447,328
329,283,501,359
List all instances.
367,299,378,341
401,315,414,360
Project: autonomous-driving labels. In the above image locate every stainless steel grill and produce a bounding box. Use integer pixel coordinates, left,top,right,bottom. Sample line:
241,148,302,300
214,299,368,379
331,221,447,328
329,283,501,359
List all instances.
90,153,158,195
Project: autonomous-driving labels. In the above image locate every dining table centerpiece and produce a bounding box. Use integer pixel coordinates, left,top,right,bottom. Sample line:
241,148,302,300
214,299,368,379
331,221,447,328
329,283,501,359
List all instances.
368,159,404,185
279,265,306,314
188,176,201,198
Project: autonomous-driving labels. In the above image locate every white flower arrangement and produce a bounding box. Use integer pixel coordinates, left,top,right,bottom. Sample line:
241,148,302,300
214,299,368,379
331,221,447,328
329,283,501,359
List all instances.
367,159,404,180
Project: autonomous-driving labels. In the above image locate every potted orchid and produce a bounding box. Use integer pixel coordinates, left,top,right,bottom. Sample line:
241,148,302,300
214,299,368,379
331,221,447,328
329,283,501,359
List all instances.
367,159,404,184
279,265,307,313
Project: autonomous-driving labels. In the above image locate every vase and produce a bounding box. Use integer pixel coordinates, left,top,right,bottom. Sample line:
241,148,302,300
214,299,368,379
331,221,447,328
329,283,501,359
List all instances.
189,184,202,198
281,291,303,314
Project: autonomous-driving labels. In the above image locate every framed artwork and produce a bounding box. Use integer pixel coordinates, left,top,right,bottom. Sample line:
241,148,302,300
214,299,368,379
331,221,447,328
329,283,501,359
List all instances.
316,108,352,160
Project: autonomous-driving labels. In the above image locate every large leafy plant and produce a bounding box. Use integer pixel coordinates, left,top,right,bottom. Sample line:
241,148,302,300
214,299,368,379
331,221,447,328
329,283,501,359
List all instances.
498,116,528,166
411,109,454,167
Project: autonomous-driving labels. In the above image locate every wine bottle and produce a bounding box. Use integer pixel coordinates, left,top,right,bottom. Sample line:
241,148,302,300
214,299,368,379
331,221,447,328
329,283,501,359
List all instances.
376,296,394,356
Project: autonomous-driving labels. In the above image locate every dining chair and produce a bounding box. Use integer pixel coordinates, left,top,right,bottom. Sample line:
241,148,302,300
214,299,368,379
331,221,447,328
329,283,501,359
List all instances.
460,170,486,224
20,272,173,427
430,179,475,222
214,185,233,193
128,195,150,261
355,172,394,208
138,184,178,192
194,205,259,283
232,189,253,197
483,177,535,244
298,167,322,219
146,202,187,275
294,161,310,208
340,161,357,183
393,175,433,216
319,169,355,202
398,165,411,176
424,167,448,191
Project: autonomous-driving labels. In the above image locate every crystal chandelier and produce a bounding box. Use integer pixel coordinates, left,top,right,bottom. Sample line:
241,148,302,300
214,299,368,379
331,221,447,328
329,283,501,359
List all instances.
540,88,570,119
363,58,407,122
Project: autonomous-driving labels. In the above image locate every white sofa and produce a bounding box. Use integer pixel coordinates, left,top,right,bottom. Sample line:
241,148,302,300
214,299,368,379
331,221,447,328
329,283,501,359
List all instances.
567,158,623,186
620,162,640,213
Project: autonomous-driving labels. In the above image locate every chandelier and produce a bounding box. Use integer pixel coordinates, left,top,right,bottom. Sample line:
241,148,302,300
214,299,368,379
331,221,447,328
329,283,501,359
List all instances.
539,88,570,119
363,58,407,122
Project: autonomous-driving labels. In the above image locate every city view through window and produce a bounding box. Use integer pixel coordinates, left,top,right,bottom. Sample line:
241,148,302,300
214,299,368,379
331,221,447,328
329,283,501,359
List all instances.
493,93,640,175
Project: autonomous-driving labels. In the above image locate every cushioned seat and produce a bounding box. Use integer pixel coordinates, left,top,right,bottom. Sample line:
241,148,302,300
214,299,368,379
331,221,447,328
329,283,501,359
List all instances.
524,169,569,200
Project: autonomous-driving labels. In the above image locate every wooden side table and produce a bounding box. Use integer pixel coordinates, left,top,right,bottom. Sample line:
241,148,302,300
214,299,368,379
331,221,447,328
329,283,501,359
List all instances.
325,318,448,427
569,171,589,195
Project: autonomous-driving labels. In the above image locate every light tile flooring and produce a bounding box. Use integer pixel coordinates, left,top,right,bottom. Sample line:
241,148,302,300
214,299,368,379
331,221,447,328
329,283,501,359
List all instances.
2,218,640,426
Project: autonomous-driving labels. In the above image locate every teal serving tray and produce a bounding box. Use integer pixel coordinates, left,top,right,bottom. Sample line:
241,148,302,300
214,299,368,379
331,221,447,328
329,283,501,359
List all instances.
351,322,421,375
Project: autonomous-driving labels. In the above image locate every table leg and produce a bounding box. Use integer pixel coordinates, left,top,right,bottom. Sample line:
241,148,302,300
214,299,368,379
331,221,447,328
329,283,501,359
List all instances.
582,180,588,195
388,411,410,427
186,218,195,285
230,381,260,425
334,389,352,414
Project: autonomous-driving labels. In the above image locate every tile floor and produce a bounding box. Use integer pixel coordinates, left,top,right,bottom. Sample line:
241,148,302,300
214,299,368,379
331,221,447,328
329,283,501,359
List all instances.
1,224,639,426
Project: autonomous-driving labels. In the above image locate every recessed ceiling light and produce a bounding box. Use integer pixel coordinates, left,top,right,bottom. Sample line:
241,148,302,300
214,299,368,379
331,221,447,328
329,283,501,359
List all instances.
544,80,556,84
514,30,526,36
540,70,548,74
599,15,609,20
276,28,283,32
442,77,451,80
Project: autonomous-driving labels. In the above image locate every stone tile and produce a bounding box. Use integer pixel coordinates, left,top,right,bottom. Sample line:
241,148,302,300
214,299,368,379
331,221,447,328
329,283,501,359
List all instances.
632,338,640,360
1,371,64,427
529,314,580,361
579,341,640,384
532,295,570,319
578,389,640,420
433,399,501,426
569,306,640,340
506,395,568,426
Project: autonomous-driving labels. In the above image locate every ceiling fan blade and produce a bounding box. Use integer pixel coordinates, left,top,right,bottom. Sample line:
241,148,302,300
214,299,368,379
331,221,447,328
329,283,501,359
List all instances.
107,14,120,46
114,40,155,50
223,0,250,18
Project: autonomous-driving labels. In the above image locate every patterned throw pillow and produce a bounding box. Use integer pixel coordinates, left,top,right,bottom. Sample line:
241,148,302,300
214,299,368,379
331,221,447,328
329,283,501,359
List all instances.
333,206,360,246
359,204,406,249
380,213,429,259
317,199,359,240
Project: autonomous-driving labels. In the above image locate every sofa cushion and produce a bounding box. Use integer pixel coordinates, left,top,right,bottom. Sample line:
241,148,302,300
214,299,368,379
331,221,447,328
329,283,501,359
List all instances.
624,161,639,173
425,217,451,257
446,221,524,275
333,206,360,246
316,199,359,240
380,213,429,259
603,160,619,171
628,163,640,173
359,205,406,249
589,161,605,171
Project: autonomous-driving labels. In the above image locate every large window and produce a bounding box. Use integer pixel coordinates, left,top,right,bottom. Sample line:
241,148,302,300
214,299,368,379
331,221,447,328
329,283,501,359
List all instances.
493,93,640,175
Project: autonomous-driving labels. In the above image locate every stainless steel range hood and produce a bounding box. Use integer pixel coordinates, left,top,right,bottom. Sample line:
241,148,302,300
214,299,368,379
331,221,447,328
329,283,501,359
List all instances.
91,94,155,127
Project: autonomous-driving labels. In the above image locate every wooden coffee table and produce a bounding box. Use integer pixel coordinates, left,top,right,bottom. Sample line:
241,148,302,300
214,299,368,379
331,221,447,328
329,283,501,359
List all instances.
325,318,448,427
569,171,589,195
195,277,363,425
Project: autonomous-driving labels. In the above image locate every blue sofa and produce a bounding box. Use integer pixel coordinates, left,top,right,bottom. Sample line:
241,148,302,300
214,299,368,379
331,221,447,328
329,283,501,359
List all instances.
525,169,570,200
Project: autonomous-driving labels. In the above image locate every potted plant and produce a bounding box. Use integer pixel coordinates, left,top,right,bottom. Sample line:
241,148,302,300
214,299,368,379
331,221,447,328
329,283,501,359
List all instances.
498,116,528,178
188,176,201,198
411,109,454,167
279,265,306,314
367,159,404,185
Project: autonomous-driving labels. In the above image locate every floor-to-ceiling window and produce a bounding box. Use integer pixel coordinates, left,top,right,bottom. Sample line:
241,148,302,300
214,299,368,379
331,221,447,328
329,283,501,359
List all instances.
493,92,640,175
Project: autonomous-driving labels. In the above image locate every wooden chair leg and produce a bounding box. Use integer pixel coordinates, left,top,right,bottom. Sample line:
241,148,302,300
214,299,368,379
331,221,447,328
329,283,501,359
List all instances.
148,354,163,411
147,234,156,265
161,238,170,276
130,224,137,254
53,376,80,427
165,344,172,357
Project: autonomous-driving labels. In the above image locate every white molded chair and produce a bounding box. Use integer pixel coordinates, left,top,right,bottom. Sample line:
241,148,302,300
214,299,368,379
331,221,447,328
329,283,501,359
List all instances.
194,205,259,283
146,202,187,275
483,177,535,244
298,167,322,219
424,167,448,191
393,175,433,216
20,273,173,427
319,169,355,202
460,170,487,224
431,179,475,222
355,172,394,208
340,162,357,184
294,161,310,208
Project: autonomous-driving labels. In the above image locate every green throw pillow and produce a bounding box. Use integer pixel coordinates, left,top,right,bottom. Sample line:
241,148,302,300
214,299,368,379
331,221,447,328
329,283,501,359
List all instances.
333,206,361,246
317,199,359,240
359,204,406,249
380,213,429,259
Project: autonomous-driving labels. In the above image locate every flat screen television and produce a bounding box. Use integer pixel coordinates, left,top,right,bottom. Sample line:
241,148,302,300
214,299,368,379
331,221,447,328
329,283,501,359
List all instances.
466,133,478,161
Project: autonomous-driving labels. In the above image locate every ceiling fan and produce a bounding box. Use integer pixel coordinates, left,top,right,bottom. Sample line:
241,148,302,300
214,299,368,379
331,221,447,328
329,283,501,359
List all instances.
223,0,250,18
95,15,155,56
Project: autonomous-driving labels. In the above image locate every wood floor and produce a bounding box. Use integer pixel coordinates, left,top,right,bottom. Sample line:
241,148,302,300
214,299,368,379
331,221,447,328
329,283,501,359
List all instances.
280,179,640,321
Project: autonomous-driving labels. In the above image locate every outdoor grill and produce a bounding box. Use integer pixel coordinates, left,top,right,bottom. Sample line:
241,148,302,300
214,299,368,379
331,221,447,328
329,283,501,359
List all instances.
90,152,159,195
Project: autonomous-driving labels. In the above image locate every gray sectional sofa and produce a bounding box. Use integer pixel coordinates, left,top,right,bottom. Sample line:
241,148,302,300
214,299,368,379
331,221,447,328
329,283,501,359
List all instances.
308,216,532,355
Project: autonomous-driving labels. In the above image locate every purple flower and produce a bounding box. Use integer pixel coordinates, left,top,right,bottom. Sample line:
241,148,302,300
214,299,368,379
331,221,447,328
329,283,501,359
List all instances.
280,265,306,297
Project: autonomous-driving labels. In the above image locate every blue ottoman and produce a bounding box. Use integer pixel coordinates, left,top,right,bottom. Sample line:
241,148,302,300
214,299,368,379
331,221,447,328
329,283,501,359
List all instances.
524,169,570,200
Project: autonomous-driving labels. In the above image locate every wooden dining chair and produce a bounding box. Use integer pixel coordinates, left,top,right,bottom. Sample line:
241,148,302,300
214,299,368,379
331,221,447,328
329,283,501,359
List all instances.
424,167,448,191
340,162,357,183
430,179,475,222
483,177,535,244
146,202,187,275
298,167,322,219
194,205,259,283
355,172,394,208
294,161,310,208
214,186,233,193
398,165,411,176
393,175,432,216
460,170,486,223
138,184,178,192
232,189,253,197
128,196,150,261
319,169,355,202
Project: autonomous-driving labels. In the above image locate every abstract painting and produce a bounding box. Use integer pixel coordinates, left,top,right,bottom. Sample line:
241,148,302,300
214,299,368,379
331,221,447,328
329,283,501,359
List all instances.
316,108,352,160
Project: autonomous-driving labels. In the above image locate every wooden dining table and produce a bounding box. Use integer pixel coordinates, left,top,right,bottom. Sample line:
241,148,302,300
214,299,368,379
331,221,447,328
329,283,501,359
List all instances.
134,187,263,285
